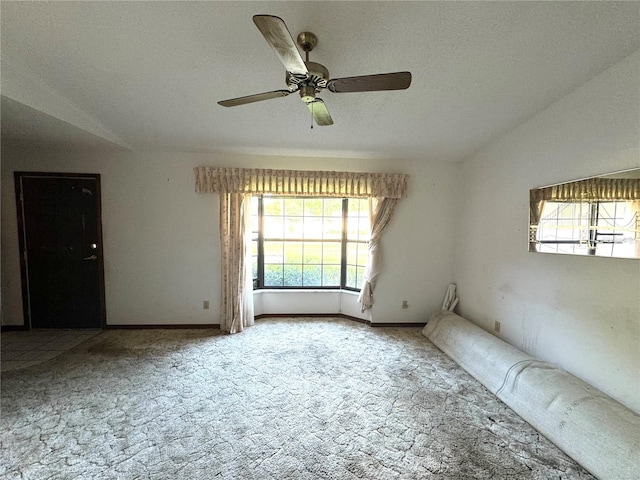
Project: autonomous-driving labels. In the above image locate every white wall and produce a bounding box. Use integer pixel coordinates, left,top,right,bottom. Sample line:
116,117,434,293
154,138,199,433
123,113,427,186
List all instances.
1,150,457,327
453,51,640,413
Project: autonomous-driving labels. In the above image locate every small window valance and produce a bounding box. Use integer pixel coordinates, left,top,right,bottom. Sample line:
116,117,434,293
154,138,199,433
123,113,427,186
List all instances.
531,177,639,203
194,167,409,199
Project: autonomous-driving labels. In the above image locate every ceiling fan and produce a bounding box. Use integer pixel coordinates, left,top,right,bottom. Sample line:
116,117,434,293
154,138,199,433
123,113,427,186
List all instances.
218,15,412,126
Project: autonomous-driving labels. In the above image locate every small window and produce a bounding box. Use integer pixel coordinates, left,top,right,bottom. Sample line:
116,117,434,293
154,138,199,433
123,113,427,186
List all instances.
250,197,370,290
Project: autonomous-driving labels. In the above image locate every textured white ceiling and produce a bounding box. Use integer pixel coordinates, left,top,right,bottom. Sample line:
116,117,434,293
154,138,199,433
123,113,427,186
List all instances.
2,1,639,162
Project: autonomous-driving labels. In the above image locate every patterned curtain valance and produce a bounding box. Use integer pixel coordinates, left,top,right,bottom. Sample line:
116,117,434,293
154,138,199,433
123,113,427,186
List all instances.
531,177,640,203
194,167,409,198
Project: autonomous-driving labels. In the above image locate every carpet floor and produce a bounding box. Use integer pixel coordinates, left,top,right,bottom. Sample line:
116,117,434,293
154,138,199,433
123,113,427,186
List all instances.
1,317,594,479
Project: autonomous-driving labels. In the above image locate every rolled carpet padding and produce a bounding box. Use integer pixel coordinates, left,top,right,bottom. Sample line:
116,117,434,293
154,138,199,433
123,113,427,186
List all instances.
423,310,535,393
422,310,640,480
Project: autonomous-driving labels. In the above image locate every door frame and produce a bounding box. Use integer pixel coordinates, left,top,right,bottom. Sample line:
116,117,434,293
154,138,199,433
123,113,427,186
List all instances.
14,172,107,329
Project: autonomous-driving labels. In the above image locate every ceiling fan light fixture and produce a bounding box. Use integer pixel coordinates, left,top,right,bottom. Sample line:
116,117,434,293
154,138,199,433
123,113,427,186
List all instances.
299,85,316,103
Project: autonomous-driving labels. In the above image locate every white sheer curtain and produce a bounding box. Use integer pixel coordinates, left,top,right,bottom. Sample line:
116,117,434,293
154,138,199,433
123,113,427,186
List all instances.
219,193,254,333
196,167,408,333
357,197,400,312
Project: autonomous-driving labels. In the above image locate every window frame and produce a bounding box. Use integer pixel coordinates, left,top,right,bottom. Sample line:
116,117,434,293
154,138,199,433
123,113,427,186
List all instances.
251,196,368,291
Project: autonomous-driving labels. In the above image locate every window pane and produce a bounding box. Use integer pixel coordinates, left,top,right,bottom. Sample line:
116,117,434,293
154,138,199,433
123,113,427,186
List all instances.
323,218,342,239
346,265,357,288
284,198,303,216
283,242,303,263
347,199,370,241
303,265,322,286
264,264,283,286
323,265,340,286
346,237,368,289
284,217,303,239
323,242,341,264
303,242,322,264
346,242,368,266
264,241,283,263
263,197,283,216
356,266,365,289
303,217,323,239
347,242,357,264
323,198,343,217
347,215,360,239
304,198,323,216
283,265,303,286
263,217,283,238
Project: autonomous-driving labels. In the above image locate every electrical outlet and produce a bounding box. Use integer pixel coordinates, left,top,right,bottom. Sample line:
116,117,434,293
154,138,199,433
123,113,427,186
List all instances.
402,300,408,309
203,300,210,310
494,321,501,333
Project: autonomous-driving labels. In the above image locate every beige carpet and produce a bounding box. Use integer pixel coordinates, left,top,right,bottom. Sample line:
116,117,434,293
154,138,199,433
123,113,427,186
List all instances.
1,317,594,479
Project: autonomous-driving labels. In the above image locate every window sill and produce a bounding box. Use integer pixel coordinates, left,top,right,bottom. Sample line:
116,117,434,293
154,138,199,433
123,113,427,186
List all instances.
253,289,367,321
254,288,360,294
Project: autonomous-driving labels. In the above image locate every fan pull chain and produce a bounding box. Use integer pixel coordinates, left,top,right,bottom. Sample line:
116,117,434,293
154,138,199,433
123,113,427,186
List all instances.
310,101,314,129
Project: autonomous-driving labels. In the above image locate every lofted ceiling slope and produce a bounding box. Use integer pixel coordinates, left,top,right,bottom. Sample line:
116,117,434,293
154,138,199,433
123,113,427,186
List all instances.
1,1,639,162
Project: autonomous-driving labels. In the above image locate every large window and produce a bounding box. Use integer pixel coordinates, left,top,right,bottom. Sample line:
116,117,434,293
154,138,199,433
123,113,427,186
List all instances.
250,196,369,290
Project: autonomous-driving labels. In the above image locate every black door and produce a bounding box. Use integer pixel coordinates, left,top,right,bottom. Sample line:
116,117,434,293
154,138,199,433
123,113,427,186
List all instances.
16,173,105,329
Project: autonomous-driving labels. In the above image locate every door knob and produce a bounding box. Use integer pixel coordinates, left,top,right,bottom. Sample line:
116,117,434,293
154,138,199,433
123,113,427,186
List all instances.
83,254,98,261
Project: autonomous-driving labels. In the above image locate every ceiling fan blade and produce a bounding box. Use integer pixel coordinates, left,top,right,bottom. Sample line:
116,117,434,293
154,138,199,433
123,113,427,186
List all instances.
307,98,333,126
253,15,308,76
218,90,292,107
327,71,412,93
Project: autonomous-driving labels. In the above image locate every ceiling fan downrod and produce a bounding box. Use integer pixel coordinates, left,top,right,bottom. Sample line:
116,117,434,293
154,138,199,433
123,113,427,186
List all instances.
285,31,330,104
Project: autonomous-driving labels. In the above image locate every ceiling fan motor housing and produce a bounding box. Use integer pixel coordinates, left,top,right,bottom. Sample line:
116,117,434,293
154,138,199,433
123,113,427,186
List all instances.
286,61,330,102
